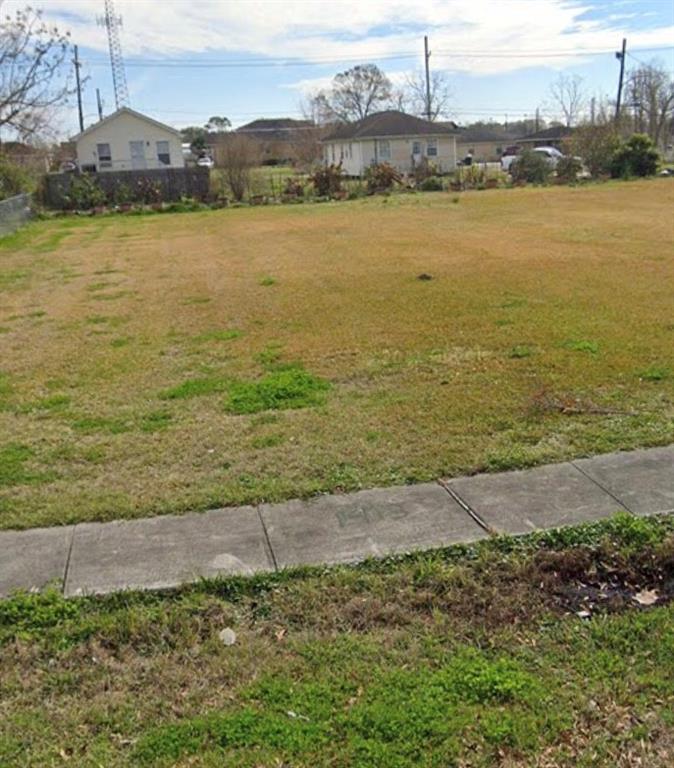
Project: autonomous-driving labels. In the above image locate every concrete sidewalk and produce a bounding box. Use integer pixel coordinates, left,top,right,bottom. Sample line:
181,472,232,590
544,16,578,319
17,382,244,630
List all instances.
1,445,672,598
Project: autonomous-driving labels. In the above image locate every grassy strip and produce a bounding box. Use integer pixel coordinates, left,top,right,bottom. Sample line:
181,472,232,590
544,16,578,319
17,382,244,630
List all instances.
0,513,672,766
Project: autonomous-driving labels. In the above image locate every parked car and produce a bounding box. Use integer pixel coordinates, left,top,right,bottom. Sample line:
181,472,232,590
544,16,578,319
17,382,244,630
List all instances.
197,156,214,169
502,145,565,172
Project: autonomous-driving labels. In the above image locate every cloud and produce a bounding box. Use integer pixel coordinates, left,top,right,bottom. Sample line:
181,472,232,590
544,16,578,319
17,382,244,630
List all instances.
9,0,673,77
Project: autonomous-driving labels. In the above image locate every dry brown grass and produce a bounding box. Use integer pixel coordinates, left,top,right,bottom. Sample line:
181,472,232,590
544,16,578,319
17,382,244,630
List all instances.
1,180,673,528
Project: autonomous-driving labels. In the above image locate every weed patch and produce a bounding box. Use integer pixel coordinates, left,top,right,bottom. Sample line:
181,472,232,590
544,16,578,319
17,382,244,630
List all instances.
259,276,277,286
70,415,132,435
563,339,599,354
509,345,534,359
639,365,670,382
159,377,230,400
225,365,330,414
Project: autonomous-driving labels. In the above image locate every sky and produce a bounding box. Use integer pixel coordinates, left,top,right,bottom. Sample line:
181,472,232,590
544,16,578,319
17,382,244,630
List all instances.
6,0,674,136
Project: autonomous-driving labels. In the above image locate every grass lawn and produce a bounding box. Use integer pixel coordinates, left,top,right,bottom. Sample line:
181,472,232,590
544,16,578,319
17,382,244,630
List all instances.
1,513,673,766
0,180,673,530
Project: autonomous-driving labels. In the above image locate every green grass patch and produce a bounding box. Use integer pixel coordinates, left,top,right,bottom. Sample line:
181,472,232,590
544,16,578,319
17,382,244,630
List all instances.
139,410,173,433
224,365,330,415
110,336,132,348
159,376,230,400
193,329,242,343
563,339,599,354
70,415,133,435
509,345,534,359
0,443,54,487
259,276,277,286
639,365,670,382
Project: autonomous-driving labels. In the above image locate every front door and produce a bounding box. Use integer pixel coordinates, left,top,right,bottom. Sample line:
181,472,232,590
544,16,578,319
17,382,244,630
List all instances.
129,141,146,170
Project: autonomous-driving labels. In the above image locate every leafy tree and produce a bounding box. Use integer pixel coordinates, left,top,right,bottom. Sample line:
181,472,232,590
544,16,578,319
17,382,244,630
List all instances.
311,64,392,123
204,115,231,133
0,6,75,139
181,126,207,153
610,133,659,178
570,123,621,177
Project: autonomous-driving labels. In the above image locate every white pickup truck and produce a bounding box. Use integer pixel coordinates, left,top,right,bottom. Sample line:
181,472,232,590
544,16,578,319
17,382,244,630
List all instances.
501,145,565,172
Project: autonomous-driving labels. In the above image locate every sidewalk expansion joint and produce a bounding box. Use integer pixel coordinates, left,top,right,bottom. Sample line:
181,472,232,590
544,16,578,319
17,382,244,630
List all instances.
62,526,77,596
436,478,495,535
569,461,633,513
257,507,279,571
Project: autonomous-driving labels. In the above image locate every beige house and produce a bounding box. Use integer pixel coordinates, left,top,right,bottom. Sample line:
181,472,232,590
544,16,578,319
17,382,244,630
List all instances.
456,126,520,163
73,107,184,173
321,111,458,176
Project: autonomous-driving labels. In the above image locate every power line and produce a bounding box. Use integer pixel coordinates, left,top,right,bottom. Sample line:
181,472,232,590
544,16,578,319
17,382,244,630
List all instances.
81,45,674,70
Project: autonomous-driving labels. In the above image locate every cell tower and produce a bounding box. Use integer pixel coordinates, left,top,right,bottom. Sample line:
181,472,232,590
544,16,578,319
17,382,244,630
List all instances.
97,0,130,109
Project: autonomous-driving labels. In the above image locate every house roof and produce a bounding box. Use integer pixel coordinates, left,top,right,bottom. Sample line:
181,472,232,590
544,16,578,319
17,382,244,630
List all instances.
235,118,314,141
321,111,458,142
517,125,574,142
71,107,181,142
456,126,519,143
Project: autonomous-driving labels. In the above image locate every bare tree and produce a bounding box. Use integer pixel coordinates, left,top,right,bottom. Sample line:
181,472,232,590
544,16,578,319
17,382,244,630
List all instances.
0,5,74,140
309,64,392,123
398,70,453,121
624,62,674,148
216,134,259,201
549,74,586,127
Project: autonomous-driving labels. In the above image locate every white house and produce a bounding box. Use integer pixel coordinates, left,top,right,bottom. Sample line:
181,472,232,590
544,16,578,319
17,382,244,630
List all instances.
73,107,185,173
321,111,458,176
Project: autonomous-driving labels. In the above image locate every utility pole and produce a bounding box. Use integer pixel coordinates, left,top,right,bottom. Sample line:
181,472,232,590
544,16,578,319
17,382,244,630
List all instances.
590,96,596,125
73,45,84,133
96,88,104,121
424,36,432,121
534,107,540,133
614,38,627,123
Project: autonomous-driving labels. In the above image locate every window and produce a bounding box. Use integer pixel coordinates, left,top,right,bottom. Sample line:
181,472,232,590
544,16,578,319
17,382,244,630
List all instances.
426,139,438,157
378,139,391,160
412,140,421,155
96,142,112,168
156,140,171,166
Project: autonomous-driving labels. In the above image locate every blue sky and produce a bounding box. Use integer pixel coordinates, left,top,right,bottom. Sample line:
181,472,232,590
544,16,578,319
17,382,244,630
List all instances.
9,0,674,134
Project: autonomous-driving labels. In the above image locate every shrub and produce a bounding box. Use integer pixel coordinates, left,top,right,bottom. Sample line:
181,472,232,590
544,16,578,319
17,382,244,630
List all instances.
135,177,162,204
419,176,444,191
282,176,304,198
611,133,659,178
0,155,29,201
310,163,343,197
570,124,621,177
65,174,107,210
219,135,260,202
510,150,552,184
555,155,582,183
364,162,402,193
412,157,437,183
462,164,486,187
